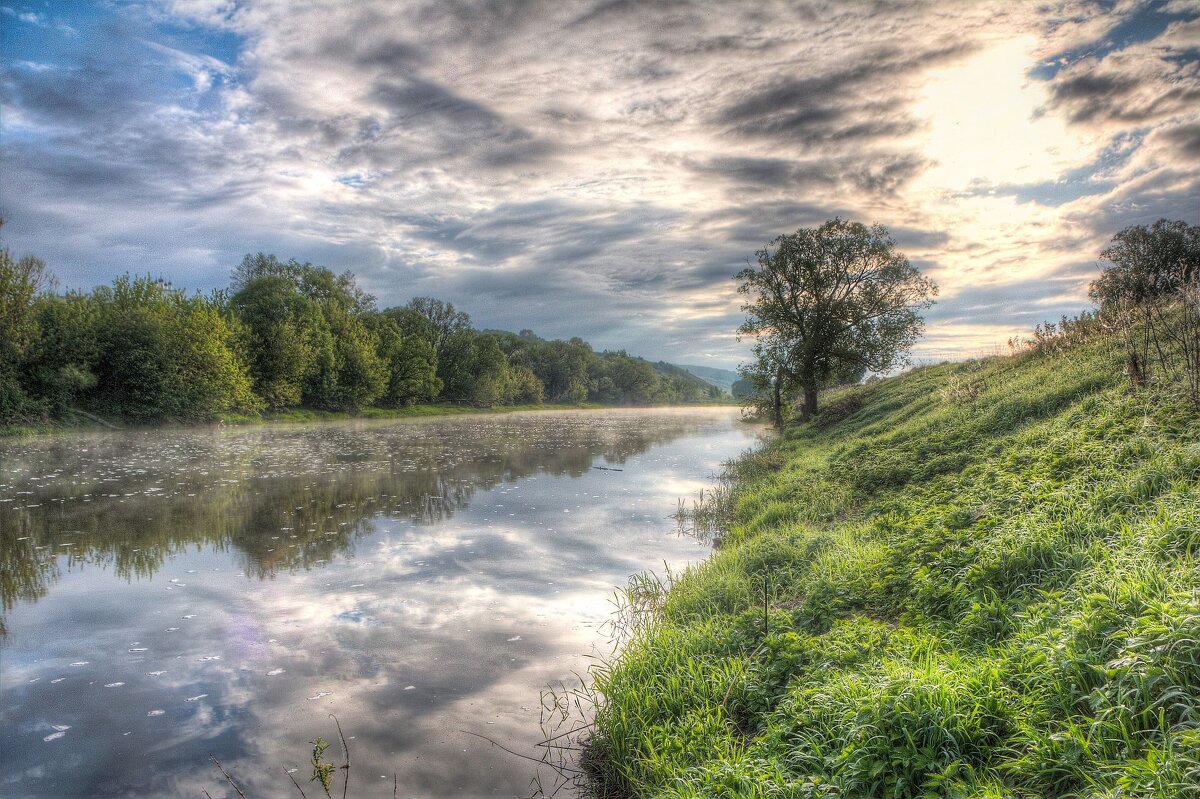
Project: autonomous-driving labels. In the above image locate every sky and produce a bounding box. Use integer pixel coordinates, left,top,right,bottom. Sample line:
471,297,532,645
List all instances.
2,0,1199,369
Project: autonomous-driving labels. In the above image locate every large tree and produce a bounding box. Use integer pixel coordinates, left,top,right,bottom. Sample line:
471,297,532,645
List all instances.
1089,219,1200,310
736,218,936,426
1088,219,1200,391
229,275,329,409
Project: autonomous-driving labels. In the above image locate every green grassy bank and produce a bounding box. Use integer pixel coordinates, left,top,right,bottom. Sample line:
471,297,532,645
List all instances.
221,401,609,425
2,400,724,438
588,336,1200,798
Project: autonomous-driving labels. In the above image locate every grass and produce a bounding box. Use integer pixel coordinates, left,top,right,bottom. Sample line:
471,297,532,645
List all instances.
586,336,1200,798
0,401,614,437
222,401,608,425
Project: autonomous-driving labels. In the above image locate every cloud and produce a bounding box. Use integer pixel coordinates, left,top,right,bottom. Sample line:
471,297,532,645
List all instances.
2,0,1198,367
1046,14,1200,126
715,43,968,143
1159,119,1200,158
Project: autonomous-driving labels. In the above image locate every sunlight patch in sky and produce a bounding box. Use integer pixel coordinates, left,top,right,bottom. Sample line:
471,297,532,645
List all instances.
915,37,1101,190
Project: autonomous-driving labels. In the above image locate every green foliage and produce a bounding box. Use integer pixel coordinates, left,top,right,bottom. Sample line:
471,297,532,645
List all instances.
308,299,388,411
1089,219,1200,311
23,293,99,414
231,254,386,411
367,313,441,406
1085,219,1200,401
730,377,757,398
230,275,328,409
437,330,508,405
595,352,660,404
736,218,937,421
506,363,545,404
89,275,259,421
309,736,336,797
0,248,49,422
588,335,1200,798
2,249,727,427
490,330,591,403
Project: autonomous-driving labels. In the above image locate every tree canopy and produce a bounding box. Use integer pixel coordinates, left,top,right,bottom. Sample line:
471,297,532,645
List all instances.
1089,219,1200,311
736,218,936,426
0,250,727,426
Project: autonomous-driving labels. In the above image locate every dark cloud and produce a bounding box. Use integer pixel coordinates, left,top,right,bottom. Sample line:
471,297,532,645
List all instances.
567,0,698,31
688,156,838,188
373,77,505,129
848,154,928,195
1045,13,1200,127
1049,69,1142,124
394,199,680,267
687,152,927,198
339,34,426,70
889,226,952,250
1049,62,1200,124
715,43,970,142
1159,120,1200,159
697,200,857,247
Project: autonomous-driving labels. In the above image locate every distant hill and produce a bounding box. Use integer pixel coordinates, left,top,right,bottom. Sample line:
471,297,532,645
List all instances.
673,364,739,394
649,361,726,397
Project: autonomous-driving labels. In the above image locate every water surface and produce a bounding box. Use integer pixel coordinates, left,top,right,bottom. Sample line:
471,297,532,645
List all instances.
0,408,760,798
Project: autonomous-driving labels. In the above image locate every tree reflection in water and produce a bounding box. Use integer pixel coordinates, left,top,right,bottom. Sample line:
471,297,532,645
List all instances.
0,408,761,799
1,411,717,629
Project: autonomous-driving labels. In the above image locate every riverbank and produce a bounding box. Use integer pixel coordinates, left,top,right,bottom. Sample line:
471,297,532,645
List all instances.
0,400,742,438
586,336,1200,797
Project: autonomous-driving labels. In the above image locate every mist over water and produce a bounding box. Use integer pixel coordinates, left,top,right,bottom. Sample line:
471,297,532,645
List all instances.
0,408,762,798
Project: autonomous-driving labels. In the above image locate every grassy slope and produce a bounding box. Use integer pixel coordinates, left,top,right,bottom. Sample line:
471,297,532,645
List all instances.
590,337,1200,798
0,402,613,437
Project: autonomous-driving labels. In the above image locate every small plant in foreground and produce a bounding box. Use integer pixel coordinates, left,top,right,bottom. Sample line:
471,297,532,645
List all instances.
310,736,336,797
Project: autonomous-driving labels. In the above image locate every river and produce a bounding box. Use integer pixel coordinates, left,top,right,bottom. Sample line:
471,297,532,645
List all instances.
0,407,762,798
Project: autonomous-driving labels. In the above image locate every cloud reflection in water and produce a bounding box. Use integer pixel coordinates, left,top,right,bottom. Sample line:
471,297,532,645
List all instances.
0,408,764,798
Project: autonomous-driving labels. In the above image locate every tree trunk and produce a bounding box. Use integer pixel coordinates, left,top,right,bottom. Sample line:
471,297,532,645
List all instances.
800,386,818,421
772,365,784,430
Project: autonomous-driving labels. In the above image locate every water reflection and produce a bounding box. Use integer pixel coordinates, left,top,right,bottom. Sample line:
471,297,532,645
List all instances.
0,408,760,798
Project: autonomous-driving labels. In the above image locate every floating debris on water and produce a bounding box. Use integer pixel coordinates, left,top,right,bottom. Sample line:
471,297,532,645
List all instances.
43,725,70,742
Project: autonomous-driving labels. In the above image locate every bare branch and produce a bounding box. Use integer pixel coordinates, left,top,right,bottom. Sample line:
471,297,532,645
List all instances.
210,757,247,799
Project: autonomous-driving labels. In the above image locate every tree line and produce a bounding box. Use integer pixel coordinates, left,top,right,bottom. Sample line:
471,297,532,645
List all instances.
0,251,724,425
